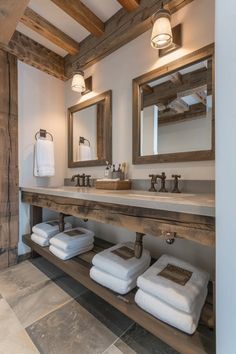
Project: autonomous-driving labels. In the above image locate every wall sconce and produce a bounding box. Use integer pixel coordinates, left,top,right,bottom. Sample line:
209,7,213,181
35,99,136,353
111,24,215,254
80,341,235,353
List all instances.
151,3,182,57
71,68,93,95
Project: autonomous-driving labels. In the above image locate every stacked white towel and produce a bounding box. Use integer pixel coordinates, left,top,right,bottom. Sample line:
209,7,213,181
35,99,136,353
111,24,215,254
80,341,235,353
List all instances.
90,242,151,295
49,227,94,260
135,254,210,334
31,220,72,247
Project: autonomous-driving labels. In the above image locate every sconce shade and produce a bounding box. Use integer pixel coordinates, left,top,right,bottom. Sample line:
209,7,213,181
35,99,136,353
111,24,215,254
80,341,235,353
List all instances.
151,9,173,49
71,71,86,93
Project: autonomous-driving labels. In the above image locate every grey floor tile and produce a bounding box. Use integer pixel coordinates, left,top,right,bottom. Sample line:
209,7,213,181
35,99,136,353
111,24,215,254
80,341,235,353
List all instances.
26,299,118,354
7,280,71,328
0,260,49,300
30,256,65,280
54,274,87,298
75,290,134,337
104,342,136,354
0,298,39,354
114,324,179,354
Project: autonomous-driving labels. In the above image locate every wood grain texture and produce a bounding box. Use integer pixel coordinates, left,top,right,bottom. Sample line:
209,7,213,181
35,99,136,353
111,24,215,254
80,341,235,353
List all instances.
50,0,105,37
64,0,194,76
0,31,66,80
20,7,80,55
21,192,215,247
0,50,19,269
23,234,215,354
117,0,140,11
0,0,29,45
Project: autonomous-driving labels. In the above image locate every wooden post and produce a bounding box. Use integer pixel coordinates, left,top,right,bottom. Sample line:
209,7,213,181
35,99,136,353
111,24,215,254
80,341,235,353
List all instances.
134,232,145,258
0,50,19,270
30,205,42,258
59,213,66,232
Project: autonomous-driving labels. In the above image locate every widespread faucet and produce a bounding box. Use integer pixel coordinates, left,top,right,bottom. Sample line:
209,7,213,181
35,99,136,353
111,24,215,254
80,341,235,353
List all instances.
148,172,168,192
156,172,168,192
71,173,91,187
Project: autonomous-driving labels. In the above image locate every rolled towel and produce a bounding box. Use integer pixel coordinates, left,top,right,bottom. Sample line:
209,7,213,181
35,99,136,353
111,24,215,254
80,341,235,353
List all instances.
135,288,207,335
92,242,151,281
50,227,94,251
90,267,136,295
137,254,210,314
49,243,93,260
31,233,49,247
32,220,72,239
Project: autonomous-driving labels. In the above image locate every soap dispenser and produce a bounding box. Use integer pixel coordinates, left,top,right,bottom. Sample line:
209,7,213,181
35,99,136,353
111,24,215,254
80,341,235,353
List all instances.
104,161,111,178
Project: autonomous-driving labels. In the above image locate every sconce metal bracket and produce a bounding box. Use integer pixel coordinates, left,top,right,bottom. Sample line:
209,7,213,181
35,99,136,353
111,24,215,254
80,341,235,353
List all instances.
159,24,182,57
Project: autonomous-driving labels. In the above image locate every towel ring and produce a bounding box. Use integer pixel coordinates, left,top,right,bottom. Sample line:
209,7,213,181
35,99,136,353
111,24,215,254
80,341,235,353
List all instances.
35,129,53,141
79,136,90,146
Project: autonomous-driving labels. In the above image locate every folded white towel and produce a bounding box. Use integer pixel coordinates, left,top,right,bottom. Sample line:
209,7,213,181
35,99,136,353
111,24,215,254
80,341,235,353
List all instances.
90,266,137,295
49,227,94,251
137,254,210,314
32,220,72,239
92,242,151,281
34,139,55,177
49,243,93,260
135,288,207,334
31,233,49,247
78,144,92,161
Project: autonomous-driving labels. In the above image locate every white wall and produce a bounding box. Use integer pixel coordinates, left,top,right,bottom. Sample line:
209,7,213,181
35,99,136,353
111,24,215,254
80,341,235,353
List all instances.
63,0,215,276
216,1,236,353
65,0,215,181
18,62,66,254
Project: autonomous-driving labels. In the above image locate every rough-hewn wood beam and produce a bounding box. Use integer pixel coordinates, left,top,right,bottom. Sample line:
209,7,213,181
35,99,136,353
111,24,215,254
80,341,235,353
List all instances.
143,68,210,108
158,103,206,125
20,7,80,55
117,0,140,11
0,0,29,45
0,31,66,80
64,0,194,77
50,0,105,37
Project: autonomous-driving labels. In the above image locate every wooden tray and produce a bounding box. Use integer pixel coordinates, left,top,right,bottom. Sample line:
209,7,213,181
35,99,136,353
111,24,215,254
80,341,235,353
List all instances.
95,180,132,190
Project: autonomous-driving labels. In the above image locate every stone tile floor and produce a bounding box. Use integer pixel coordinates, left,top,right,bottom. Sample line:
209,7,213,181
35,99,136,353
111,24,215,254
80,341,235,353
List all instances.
0,257,179,354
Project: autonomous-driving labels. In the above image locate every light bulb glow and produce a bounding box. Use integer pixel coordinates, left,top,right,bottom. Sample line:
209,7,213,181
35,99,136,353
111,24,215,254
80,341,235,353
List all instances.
71,71,86,93
151,10,173,49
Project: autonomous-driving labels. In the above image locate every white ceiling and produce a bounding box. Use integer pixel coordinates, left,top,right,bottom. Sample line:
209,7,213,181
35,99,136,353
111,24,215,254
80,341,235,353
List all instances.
16,0,122,57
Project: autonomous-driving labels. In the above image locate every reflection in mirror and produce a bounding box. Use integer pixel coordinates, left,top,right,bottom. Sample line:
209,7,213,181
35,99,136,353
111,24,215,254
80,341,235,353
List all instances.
140,58,212,156
68,91,112,168
73,104,97,162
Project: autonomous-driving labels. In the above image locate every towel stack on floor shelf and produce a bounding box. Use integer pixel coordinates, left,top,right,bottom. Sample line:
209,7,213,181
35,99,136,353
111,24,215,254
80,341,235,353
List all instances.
135,254,210,334
31,220,72,247
90,242,151,294
49,227,94,260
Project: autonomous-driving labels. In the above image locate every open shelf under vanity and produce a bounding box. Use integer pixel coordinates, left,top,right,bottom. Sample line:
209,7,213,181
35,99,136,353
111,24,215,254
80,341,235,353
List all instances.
23,234,215,354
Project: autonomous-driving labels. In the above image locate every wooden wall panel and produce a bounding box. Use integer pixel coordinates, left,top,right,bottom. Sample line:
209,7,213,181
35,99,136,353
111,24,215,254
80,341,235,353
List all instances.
0,50,19,269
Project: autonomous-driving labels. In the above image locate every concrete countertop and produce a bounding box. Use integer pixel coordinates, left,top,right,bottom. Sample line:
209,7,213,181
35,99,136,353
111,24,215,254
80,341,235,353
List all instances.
20,186,215,217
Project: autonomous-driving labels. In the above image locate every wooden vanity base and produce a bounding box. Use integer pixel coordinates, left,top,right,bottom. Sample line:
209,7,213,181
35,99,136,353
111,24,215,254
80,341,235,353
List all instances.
22,192,215,247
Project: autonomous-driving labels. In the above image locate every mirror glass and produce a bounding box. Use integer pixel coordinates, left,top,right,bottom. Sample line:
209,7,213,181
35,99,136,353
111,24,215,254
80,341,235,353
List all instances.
68,91,112,168
140,58,212,156
72,104,98,162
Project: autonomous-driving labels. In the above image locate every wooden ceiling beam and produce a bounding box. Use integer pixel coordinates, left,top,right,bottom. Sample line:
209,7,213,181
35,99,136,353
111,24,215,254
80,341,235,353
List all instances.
64,0,194,77
117,0,140,12
20,7,80,55
0,31,66,80
143,68,210,108
50,0,105,37
158,103,206,125
0,0,30,45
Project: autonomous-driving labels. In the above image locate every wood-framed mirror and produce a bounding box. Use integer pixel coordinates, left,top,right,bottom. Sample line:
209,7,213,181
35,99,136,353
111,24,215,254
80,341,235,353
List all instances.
68,90,112,168
132,44,215,164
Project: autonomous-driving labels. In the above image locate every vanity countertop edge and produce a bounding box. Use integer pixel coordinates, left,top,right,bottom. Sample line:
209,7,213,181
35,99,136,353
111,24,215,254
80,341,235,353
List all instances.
20,186,215,217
